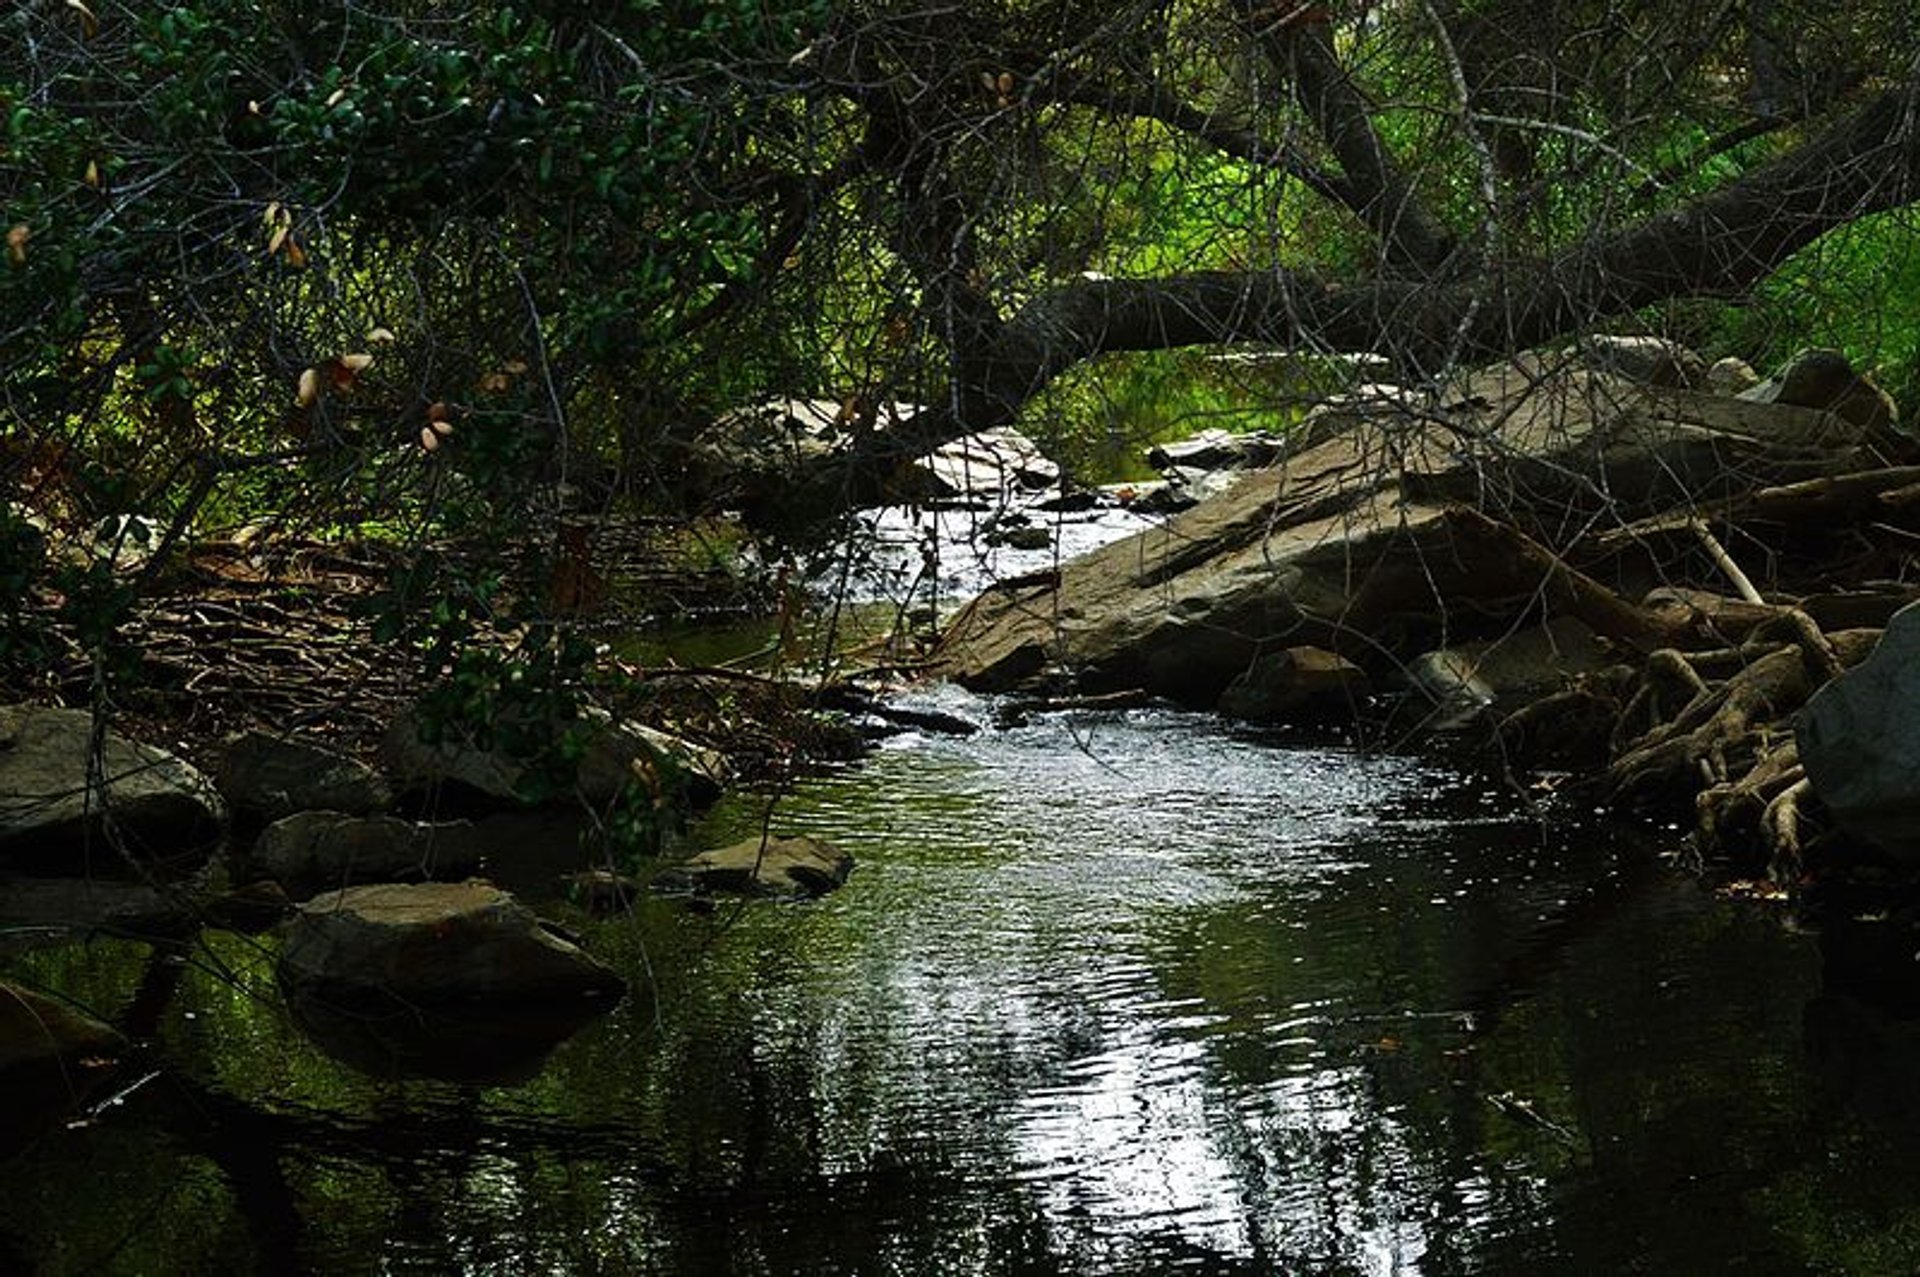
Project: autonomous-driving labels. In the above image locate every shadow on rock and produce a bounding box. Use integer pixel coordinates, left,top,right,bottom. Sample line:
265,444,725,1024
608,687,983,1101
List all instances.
1805,910,1920,1135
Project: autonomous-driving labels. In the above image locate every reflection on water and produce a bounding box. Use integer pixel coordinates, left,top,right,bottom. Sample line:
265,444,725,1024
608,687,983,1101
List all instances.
6,701,1920,1272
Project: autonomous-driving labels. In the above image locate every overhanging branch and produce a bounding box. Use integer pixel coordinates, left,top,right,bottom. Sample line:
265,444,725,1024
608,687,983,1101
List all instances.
746,78,1918,528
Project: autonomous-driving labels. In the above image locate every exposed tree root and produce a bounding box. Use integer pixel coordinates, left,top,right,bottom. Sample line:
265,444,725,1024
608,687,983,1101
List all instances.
1446,507,1700,653
1696,743,1802,870
1609,648,1709,756
1762,777,1815,886
1576,599,1882,877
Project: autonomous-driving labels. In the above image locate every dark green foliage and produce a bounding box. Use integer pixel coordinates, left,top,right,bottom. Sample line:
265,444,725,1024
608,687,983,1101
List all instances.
5,0,1919,709
1716,210,1920,415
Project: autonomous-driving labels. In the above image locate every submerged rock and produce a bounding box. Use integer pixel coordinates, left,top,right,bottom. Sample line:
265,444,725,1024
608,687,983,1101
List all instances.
247,812,481,898
0,705,224,875
0,980,126,1146
1799,602,1920,864
656,835,853,899
1147,428,1286,474
278,880,625,1010
0,981,124,1074
984,518,1054,551
558,868,643,916
285,986,606,1085
1217,647,1370,725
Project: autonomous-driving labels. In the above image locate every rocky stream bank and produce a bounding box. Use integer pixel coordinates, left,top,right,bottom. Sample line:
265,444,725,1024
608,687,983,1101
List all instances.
6,335,1920,1146
934,342,1920,903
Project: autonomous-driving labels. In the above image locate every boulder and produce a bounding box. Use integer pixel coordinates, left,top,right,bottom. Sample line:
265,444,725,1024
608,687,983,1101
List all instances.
1570,335,1705,388
692,397,937,507
1798,602,1920,864
247,812,481,897
701,397,866,474
0,875,202,941
204,879,294,933
1217,647,1370,724
937,361,1872,702
278,880,624,1010
1706,356,1762,396
218,731,391,824
382,703,730,811
624,724,731,807
1739,348,1900,438
1407,617,1611,727
0,705,225,875
655,834,853,899
1407,650,1498,729
918,428,1059,499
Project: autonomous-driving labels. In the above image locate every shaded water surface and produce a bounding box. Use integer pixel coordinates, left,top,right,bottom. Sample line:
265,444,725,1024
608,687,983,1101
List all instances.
6,704,1920,1273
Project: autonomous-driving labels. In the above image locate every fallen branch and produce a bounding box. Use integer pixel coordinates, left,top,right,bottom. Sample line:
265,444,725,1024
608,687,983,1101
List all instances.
1690,519,1763,605
1447,507,1699,653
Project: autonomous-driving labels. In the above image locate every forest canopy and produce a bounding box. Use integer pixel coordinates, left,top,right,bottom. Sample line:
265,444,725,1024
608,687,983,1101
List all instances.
3,0,1917,543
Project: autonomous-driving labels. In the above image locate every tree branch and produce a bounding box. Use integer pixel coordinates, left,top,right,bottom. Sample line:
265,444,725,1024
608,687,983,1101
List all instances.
1050,75,1350,206
749,78,1919,527
1237,5,1460,271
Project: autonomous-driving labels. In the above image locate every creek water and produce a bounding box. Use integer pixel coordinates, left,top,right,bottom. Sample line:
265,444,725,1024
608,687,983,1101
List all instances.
5,698,1920,1274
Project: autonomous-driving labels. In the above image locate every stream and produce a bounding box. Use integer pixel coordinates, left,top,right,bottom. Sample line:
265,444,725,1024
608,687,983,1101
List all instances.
5,697,1920,1273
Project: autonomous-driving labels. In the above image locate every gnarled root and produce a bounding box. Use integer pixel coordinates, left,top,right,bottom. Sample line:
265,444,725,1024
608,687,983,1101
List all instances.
1696,745,1802,871
1610,648,1709,756
1604,644,1811,809
1762,777,1815,887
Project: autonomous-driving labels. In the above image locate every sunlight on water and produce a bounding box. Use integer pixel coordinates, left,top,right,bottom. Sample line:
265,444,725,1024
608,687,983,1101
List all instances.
5,698,1913,1275
677,700,1540,1269
818,502,1161,604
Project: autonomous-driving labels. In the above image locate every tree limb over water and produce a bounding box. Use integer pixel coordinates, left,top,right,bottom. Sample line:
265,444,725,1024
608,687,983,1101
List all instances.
761,61,1919,522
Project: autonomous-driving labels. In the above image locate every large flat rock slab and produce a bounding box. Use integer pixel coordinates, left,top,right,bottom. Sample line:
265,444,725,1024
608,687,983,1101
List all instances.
936,364,1868,703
